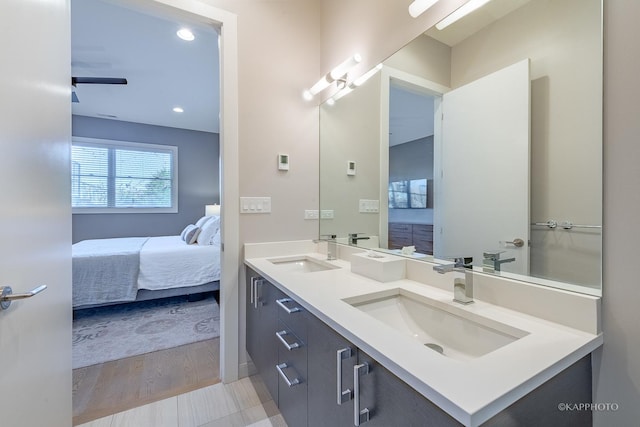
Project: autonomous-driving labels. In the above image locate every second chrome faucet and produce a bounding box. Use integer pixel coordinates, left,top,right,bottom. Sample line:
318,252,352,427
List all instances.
433,257,474,305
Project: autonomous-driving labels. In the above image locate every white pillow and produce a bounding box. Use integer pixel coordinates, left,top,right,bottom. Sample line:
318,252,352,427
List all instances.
180,224,193,240
195,215,215,228
212,228,221,246
197,217,220,245
181,224,201,244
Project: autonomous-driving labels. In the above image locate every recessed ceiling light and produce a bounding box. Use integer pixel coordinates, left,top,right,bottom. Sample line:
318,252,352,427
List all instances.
173,107,184,113
176,28,195,41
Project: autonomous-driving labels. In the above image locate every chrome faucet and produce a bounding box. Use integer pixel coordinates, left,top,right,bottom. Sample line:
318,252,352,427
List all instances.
314,234,337,260
349,233,370,246
433,257,474,305
482,250,515,272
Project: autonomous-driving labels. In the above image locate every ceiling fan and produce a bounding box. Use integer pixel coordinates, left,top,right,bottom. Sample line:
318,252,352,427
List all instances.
71,76,128,103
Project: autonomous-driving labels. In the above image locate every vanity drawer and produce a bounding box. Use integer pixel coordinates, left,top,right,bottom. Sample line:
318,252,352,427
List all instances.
276,293,308,341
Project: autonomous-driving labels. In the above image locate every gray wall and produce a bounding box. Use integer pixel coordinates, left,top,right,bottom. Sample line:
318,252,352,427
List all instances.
593,0,640,425
72,115,219,243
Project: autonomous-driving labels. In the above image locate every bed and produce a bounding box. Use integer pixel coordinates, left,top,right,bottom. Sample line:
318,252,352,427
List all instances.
72,217,221,309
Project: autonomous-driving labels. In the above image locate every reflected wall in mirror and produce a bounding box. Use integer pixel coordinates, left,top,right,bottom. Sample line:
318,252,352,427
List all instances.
319,0,602,295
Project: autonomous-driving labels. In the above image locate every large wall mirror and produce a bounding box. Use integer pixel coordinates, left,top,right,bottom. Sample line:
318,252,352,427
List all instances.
319,0,602,296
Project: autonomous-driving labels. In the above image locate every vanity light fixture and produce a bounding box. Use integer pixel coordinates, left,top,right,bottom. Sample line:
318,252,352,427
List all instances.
177,28,195,41
330,64,383,103
303,53,362,101
408,0,441,18
436,0,492,30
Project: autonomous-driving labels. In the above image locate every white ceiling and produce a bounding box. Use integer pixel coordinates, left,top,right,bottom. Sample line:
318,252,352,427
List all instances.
71,0,220,133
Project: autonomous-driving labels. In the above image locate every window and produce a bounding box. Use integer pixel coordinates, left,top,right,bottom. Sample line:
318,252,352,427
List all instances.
388,179,427,209
72,137,178,213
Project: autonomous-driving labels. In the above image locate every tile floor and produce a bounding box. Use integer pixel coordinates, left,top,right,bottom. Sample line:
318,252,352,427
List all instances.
77,375,287,427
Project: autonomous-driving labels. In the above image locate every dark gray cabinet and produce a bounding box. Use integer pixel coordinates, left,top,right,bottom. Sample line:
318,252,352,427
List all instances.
245,267,282,403
307,314,354,427
307,312,460,427
276,297,308,427
246,267,592,427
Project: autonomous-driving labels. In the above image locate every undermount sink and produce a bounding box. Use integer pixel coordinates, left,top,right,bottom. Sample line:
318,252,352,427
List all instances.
268,255,340,273
343,288,528,360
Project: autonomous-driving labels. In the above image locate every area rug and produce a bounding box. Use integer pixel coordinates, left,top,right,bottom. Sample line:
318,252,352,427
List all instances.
72,294,220,369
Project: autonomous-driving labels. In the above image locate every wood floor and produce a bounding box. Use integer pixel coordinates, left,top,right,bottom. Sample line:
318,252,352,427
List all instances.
72,337,220,426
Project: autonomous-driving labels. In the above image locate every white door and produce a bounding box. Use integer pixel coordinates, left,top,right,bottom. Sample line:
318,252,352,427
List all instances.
0,1,72,426
435,59,530,274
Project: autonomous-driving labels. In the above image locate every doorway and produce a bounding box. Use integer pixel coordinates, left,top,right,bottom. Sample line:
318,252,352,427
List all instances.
70,0,239,423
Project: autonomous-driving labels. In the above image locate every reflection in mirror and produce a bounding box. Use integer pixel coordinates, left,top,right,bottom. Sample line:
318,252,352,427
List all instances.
319,0,602,295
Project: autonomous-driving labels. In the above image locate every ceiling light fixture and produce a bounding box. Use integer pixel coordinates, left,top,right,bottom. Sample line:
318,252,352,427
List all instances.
173,107,184,113
408,0,441,18
436,0,492,30
303,53,362,101
176,28,195,41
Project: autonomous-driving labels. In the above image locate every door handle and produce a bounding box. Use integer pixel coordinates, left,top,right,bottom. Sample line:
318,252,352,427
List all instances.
0,285,47,310
505,238,525,248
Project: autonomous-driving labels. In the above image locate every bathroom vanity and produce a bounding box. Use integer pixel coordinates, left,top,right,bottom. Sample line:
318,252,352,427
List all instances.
244,241,602,427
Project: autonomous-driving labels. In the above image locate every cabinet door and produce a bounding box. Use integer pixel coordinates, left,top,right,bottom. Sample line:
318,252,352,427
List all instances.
355,350,461,427
276,318,308,427
245,269,281,404
307,315,354,427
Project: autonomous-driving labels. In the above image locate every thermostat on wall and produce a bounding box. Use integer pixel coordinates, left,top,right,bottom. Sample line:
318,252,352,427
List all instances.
347,160,356,176
278,153,289,171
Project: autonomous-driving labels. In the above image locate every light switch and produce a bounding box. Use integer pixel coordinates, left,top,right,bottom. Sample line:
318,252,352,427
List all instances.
304,210,319,220
320,210,334,219
359,199,379,213
240,197,271,214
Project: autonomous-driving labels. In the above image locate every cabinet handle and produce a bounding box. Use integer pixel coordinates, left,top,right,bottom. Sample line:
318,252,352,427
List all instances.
353,363,370,426
276,297,301,314
250,277,256,305
254,278,264,309
336,347,353,405
276,330,300,350
276,363,301,387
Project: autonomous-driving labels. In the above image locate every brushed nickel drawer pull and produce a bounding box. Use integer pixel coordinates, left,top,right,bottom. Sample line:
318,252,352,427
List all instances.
276,330,301,350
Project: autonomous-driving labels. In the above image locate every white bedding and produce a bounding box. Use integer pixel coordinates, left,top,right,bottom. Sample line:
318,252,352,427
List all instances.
137,235,221,291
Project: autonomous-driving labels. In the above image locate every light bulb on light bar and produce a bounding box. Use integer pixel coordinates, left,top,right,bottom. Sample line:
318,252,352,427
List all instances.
353,64,383,87
329,64,383,104
436,0,491,30
408,0,441,18
303,53,362,101
329,54,362,80
332,86,354,102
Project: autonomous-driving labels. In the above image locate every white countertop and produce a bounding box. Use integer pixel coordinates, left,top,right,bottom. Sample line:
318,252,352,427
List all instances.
245,250,603,427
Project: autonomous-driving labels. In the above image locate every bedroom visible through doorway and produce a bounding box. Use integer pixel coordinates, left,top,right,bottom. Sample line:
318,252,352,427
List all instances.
70,0,222,424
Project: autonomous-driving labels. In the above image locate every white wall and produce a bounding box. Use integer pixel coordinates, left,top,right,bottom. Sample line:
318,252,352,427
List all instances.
319,73,381,238
197,0,321,373
593,0,640,425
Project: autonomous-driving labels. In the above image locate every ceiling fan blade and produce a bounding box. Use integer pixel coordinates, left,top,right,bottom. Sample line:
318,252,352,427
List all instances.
71,77,128,86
